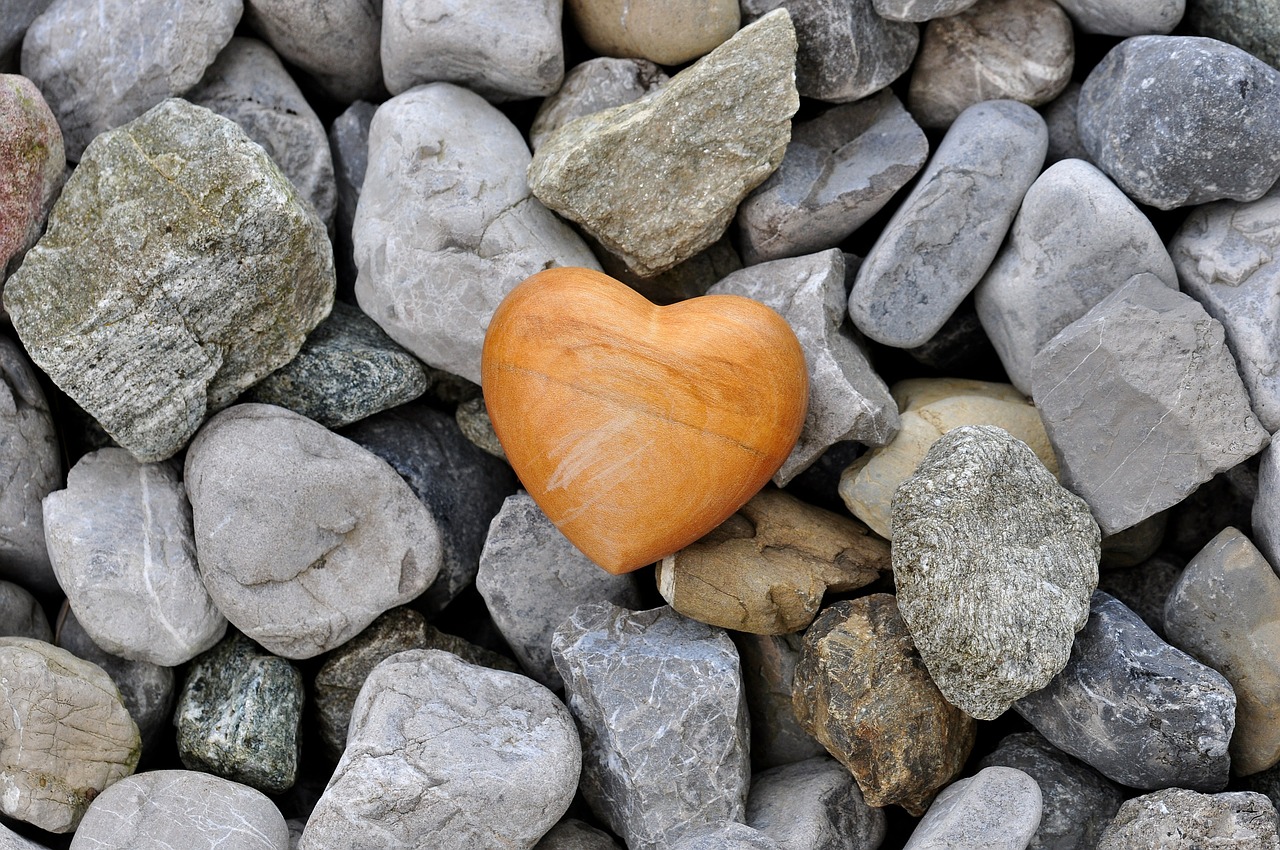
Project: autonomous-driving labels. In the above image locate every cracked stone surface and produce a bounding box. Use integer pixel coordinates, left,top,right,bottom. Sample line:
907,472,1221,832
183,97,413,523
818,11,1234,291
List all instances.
1097,788,1280,850
184,403,442,659
0,75,63,289
243,0,382,103
354,82,598,384
552,603,749,850
746,757,886,850
709,251,899,484
43,448,226,666
0,637,140,833
732,633,826,770
68,769,289,850
300,649,579,850
530,57,668,154
0,580,49,641
1032,273,1269,537
903,767,1042,850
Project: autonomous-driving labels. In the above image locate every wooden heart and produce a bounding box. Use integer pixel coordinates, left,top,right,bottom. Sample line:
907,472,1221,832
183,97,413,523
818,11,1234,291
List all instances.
481,267,808,574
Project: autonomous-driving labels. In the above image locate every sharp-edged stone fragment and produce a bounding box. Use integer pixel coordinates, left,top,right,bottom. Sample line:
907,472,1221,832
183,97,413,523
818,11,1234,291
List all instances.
244,0,382,103
0,74,63,287
1097,554,1184,639
732,632,826,769
566,0,740,65
746,757,887,850
903,767,1042,850
1032,273,1269,536
1041,84,1089,166
873,0,979,22
1056,0,1183,34
1185,0,1280,69
552,603,750,850
530,58,668,154
1097,788,1280,850
527,10,797,278
328,100,375,294
849,100,1047,349
0,580,49,641
669,824,784,850
534,819,624,850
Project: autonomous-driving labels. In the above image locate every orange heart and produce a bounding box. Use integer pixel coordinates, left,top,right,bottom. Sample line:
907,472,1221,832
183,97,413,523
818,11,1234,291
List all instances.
481,267,808,574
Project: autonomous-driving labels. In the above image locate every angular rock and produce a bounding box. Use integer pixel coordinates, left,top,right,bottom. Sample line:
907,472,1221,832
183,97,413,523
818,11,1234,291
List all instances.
300,650,579,850
244,0,382,103
528,11,797,278
552,603,750,850
849,100,1047,349
903,767,1042,850
328,100,375,294
892,425,1100,719
1097,788,1280,850
746,757,887,850
455,397,506,460
1097,554,1184,639
709,251,899,483
732,633,826,769
534,820,624,850
1041,84,1089,166
185,404,442,659
873,0,979,22
1185,0,1280,69
567,0,740,65
381,0,563,100
19,0,242,160
4,99,334,463
0,580,49,641
1032,274,1269,536
1015,591,1236,792
69,770,289,850
735,92,928,264
976,158,1178,395
0,637,140,833
1079,36,1280,210
355,82,598,384
0,75,63,286
1056,0,1183,34
530,58,668,154
657,487,887,634
669,824,783,850
0,1,52,70
793,595,976,815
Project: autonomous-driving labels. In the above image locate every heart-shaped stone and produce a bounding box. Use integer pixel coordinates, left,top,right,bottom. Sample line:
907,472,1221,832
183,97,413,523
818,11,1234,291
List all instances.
482,267,808,574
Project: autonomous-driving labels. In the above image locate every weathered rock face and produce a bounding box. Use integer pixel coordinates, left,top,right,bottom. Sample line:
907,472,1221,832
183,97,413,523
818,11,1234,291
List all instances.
1097,788,1280,850
4,99,334,463
746,757,887,850
0,637,140,833
527,10,798,278
552,604,750,850
1056,0,1183,35
300,650,580,850
792,595,976,816
243,0,383,103
566,0,740,65
529,58,668,154
0,75,63,286
902,767,1043,850
732,633,826,769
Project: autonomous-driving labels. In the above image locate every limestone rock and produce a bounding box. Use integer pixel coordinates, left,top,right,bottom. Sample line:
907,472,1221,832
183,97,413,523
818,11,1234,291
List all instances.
903,767,1042,850
732,633,826,769
535,820,624,850
1185,0,1280,69
299,650,580,850
244,0,382,103
746,757,887,850
328,100,374,294
567,0,739,65
1031,274,1269,536
527,10,797,278
0,75,63,286
354,82,598,384
530,58,668,154
1097,788,1280,850
1057,0,1183,34
873,0,979,21
1041,84,1089,166
708,251,900,484
552,603,750,850
0,580,49,641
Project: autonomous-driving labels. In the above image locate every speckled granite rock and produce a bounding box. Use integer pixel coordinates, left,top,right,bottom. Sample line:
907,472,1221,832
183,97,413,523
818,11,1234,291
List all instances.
746,757,887,850
1097,788,1279,850
0,75,63,286
902,767,1042,850
1185,0,1280,68
530,58,667,153
243,0,382,103
1057,0,1183,34
567,0,740,65
0,580,49,641
732,633,826,769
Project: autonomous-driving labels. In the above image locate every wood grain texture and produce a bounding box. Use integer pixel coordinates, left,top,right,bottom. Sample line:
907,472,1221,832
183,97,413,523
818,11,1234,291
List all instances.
482,267,808,574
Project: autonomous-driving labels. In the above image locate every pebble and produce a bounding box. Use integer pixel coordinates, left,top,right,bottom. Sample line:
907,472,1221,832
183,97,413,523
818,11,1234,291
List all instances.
529,57,667,154
342,403,516,613
1015,591,1236,792
528,10,797,277
0,2,51,70
908,0,1074,129
732,633,826,769
455,397,507,460
656,487,888,634
1097,788,1280,850
243,0,382,103
735,92,928,265
69,770,289,850
746,757,887,850
300,649,580,850
1041,83,1089,166
708,250,900,483
19,0,242,160
668,823,784,850
535,819,624,850
902,766,1042,850
477,492,640,689
873,0,979,22
848,100,1047,349
1032,273,1269,536
43,448,226,666
1057,0,1183,34
184,403,442,659
354,82,599,384
975,158,1178,395
328,100,374,293
0,75,63,287
0,637,140,833
552,603,750,850
381,0,563,100
1078,35,1280,210
1185,0,1279,68
1096,553,1184,639
0,580,49,641
567,0,739,65
792,595,976,815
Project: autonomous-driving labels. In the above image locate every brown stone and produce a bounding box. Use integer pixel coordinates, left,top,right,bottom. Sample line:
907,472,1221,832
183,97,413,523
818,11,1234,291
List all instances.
566,0,740,65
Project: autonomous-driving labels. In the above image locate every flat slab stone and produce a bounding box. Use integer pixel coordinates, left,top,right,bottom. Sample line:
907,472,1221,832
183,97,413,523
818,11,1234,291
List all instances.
746,757,886,850
530,58,667,154
0,74,63,286
1098,788,1280,850
243,0,382,103
903,767,1042,850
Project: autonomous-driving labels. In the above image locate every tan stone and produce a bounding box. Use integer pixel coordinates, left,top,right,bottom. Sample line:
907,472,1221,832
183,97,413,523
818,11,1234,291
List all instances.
566,0,740,65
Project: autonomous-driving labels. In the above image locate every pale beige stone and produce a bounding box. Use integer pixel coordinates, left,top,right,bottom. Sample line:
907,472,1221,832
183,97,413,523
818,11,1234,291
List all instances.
567,0,740,65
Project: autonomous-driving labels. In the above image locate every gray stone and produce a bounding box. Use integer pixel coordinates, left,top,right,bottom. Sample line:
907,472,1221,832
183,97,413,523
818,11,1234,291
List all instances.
1255,442,1280,571
4,99,335,463
186,37,337,229
174,632,303,794
0,580,48,641
1186,0,1280,69
746,757,887,850
381,0,563,100
979,732,1124,850
43,448,226,666
0,822,46,850
669,824,784,850
1078,36,1280,210
286,820,304,850
975,158,1178,395
477,493,641,690
1031,274,1269,536
534,820,623,850
19,0,242,160
906,301,1001,373
245,301,430,428
528,10,797,278
732,633,827,770
244,0,382,103
892,425,1100,720
0,74,64,288
872,0,978,22
1097,554,1184,639
1097,788,1280,850
1041,84,1089,166
328,100,375,294
69,770,289,850
552,603,750,850
184,404,442,659
903,767,1042,850
355,82,599,384
593,234,742,305
849,100,1047,349
455,397,506,460
742,0,918,102
0,637,140,833
0,1,52,70
530,57,668,154
566,0,740,65
1058,0,1184,35
709,251,899,484
736,92,928,265
300,649,579,850
1101,511,1168,569
1015,591,1236,792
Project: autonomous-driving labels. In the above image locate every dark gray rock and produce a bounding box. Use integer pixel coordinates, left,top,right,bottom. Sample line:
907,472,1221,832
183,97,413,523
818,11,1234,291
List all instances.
746,757,887,850
1056,0,1183,34
0,1,53,70
1185,0,1280,69
1097,788,1280,850
669,824,784,850
1173,461,1258,559
902,767,1042,850
1097,554,1184,639
1015,591,1236,792
530,57,668,154
1041,84,1089,165
244,0,382,103
534,820,623,850
455,397,506,460
732,633,826,770
328,100,375,295
0,579,49,641
1101,511,1168,569
1255,442,1280,572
